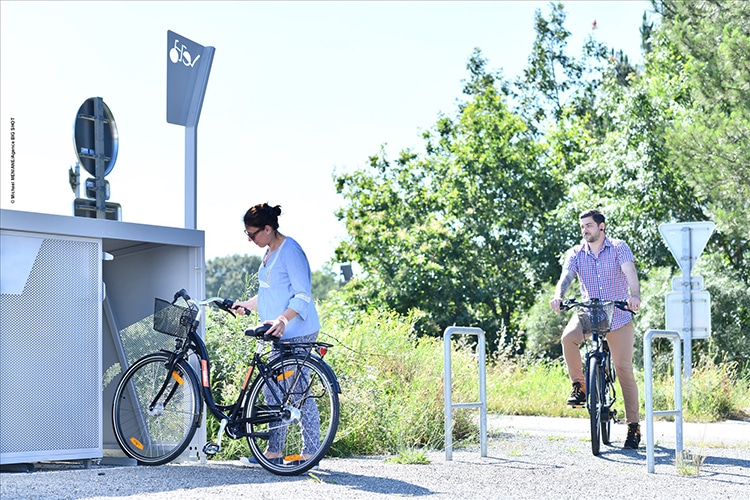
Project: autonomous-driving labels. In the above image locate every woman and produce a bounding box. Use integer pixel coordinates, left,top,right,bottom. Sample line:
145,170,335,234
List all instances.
232,202,321,466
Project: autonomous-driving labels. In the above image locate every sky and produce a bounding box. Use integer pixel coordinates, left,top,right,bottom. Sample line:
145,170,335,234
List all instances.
0,1,655,272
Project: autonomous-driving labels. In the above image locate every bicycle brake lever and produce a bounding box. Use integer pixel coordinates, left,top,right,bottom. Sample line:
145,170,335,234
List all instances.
220,299,253,317
219,299,237,317
174,289,191,303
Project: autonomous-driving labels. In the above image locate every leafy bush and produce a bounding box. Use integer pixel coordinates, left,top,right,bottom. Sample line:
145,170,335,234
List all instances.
199,292,748,460
319,296,477,455
519,282,567,360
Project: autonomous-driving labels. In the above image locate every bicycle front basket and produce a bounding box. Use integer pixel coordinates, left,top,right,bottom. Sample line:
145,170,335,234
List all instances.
577,301,615,334
153,298,196,338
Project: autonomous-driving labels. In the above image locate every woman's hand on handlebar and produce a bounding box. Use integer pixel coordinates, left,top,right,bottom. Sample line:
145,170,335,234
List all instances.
231,296,258,316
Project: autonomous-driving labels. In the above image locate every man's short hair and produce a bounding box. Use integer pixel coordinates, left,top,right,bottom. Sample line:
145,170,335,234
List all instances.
579,209,605,226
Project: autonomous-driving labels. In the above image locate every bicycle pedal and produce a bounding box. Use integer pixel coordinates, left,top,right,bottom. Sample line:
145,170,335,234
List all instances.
570,404,586,409
203,442,221,455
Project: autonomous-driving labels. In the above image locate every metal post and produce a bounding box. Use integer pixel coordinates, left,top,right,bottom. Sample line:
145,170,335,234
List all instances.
185,126,198,229
94,97,106,219
681,227,693,379
443,326,486,461
644,329,683,473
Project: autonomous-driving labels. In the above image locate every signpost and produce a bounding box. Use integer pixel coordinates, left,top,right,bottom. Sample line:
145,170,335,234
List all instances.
658,221,715,378
166,30,215,230
72,97,121,220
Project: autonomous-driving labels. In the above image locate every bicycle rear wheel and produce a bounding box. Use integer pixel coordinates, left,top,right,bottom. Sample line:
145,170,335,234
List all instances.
112,353,202,465
588,355,602,456
244,355,339,476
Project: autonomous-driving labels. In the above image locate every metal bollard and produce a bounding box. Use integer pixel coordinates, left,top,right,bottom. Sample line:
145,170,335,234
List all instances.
443,326,486,460
644,329,683,473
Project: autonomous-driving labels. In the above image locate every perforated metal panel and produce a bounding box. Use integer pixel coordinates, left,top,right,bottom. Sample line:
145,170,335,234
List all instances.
0,233,101,464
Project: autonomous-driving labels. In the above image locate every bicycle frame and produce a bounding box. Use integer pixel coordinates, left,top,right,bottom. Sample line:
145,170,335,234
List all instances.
160,312,336,440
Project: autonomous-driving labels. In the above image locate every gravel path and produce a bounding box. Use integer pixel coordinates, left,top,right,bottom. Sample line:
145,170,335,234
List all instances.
2,416,748,499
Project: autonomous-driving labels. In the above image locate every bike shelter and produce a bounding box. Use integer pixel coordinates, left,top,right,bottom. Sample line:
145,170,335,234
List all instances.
0,209,205,466
1,29,214,468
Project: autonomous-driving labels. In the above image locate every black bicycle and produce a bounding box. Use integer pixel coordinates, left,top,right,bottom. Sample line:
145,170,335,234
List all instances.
112,289,340,475
561,297,634,456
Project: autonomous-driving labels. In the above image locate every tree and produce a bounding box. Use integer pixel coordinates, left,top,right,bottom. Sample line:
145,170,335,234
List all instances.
334,50,563,346
512,2,614,140
311,264,339,301
205,254,262,300
656,0,750,282
206,254,338,302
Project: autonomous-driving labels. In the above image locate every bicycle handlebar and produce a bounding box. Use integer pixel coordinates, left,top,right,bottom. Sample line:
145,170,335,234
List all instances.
171,290,274,340
196,295,274,341
561,297,636,315
198,296,251,317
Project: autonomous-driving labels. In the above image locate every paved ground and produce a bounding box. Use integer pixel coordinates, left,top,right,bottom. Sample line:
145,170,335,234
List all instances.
1,416,748,499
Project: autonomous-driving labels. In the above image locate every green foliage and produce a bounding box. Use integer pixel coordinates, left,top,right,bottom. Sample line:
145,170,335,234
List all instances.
650,354,750,422
386,448,430,465
205,254,261,300
311,264,339,301
634,257,750,373
202,305,260,460
206,254,339,302
519,282,566,360
692,254,750,370
334,49,564,347
319,297,475,455
514,2,609,134
657,0,750,280
199,298,748,459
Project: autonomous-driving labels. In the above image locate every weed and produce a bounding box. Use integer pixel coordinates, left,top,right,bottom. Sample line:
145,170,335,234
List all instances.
386,448,430,464
676,450,706,476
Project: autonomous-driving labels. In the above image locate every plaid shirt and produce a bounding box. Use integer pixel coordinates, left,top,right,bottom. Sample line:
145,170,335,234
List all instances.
565,236,635,331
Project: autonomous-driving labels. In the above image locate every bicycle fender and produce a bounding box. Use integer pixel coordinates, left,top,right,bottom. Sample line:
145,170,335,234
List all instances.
311,356,342,394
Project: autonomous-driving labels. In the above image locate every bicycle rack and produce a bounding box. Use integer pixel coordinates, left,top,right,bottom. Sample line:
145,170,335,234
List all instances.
644,329,684,473
443,326,486,461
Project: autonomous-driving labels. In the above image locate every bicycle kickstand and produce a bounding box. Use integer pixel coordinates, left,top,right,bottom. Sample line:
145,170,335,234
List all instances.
203,418,228,456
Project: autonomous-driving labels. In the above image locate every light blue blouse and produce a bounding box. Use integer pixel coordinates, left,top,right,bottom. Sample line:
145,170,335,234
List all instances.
257,236,320,339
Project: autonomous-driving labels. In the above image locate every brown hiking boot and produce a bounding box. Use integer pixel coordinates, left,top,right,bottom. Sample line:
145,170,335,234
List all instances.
566,382,586,406
624,422,641,449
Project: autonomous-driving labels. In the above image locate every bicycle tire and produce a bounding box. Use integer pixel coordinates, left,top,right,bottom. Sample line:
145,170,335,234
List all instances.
244,355,339,476
112,353,202,465
601,352,613,445
601,344,616,445
588,355,602,456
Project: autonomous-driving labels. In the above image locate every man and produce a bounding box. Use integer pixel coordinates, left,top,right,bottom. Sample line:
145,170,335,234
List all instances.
550,209,642,449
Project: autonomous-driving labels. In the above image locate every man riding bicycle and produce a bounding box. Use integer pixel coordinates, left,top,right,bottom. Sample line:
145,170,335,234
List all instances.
549,209,643,449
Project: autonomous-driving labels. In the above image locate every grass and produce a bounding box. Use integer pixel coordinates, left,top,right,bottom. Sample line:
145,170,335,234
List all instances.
201,299,750,460
676,450,706,476
386,448,431,464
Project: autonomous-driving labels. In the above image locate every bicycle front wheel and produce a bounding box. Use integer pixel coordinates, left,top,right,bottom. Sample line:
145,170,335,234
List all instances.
601,346,615,445
588,355,603,456
244,355,340,476
112,353,202,465
601,363,614,445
